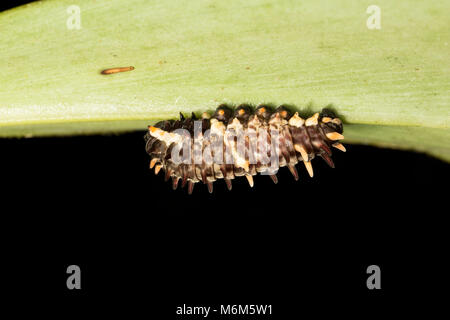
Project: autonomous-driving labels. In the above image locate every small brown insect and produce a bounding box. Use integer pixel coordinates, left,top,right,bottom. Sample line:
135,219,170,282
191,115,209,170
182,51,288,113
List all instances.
101,66,135,75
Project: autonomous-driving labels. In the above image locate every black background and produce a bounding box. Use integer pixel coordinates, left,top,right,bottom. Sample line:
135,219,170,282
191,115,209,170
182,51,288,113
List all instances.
2,1,448,316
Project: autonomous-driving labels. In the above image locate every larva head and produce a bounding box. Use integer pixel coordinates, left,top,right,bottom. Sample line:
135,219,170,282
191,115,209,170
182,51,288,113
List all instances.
255,105,273,121
319,108,343,134
144,129,168,167
234,104,252,122
213,104,233,123
146,138,167,158
274,105,292,120
144,120,174,159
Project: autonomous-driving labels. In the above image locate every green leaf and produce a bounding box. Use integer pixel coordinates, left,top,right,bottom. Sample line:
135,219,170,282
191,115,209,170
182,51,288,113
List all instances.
1,0,449,161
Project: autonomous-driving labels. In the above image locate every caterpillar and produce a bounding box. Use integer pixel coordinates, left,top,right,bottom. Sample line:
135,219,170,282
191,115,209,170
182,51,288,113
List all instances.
144,105,345,194
101,66,135,74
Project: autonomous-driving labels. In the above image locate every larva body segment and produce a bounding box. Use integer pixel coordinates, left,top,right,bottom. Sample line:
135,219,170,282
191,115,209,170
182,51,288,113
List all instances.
145,105,345,194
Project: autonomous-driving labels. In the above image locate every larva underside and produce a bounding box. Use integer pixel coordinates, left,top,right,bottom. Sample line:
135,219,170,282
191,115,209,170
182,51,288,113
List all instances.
145,105,345,194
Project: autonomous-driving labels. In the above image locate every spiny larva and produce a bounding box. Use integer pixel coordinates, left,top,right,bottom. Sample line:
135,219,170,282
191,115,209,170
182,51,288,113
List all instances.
144,105,345,194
